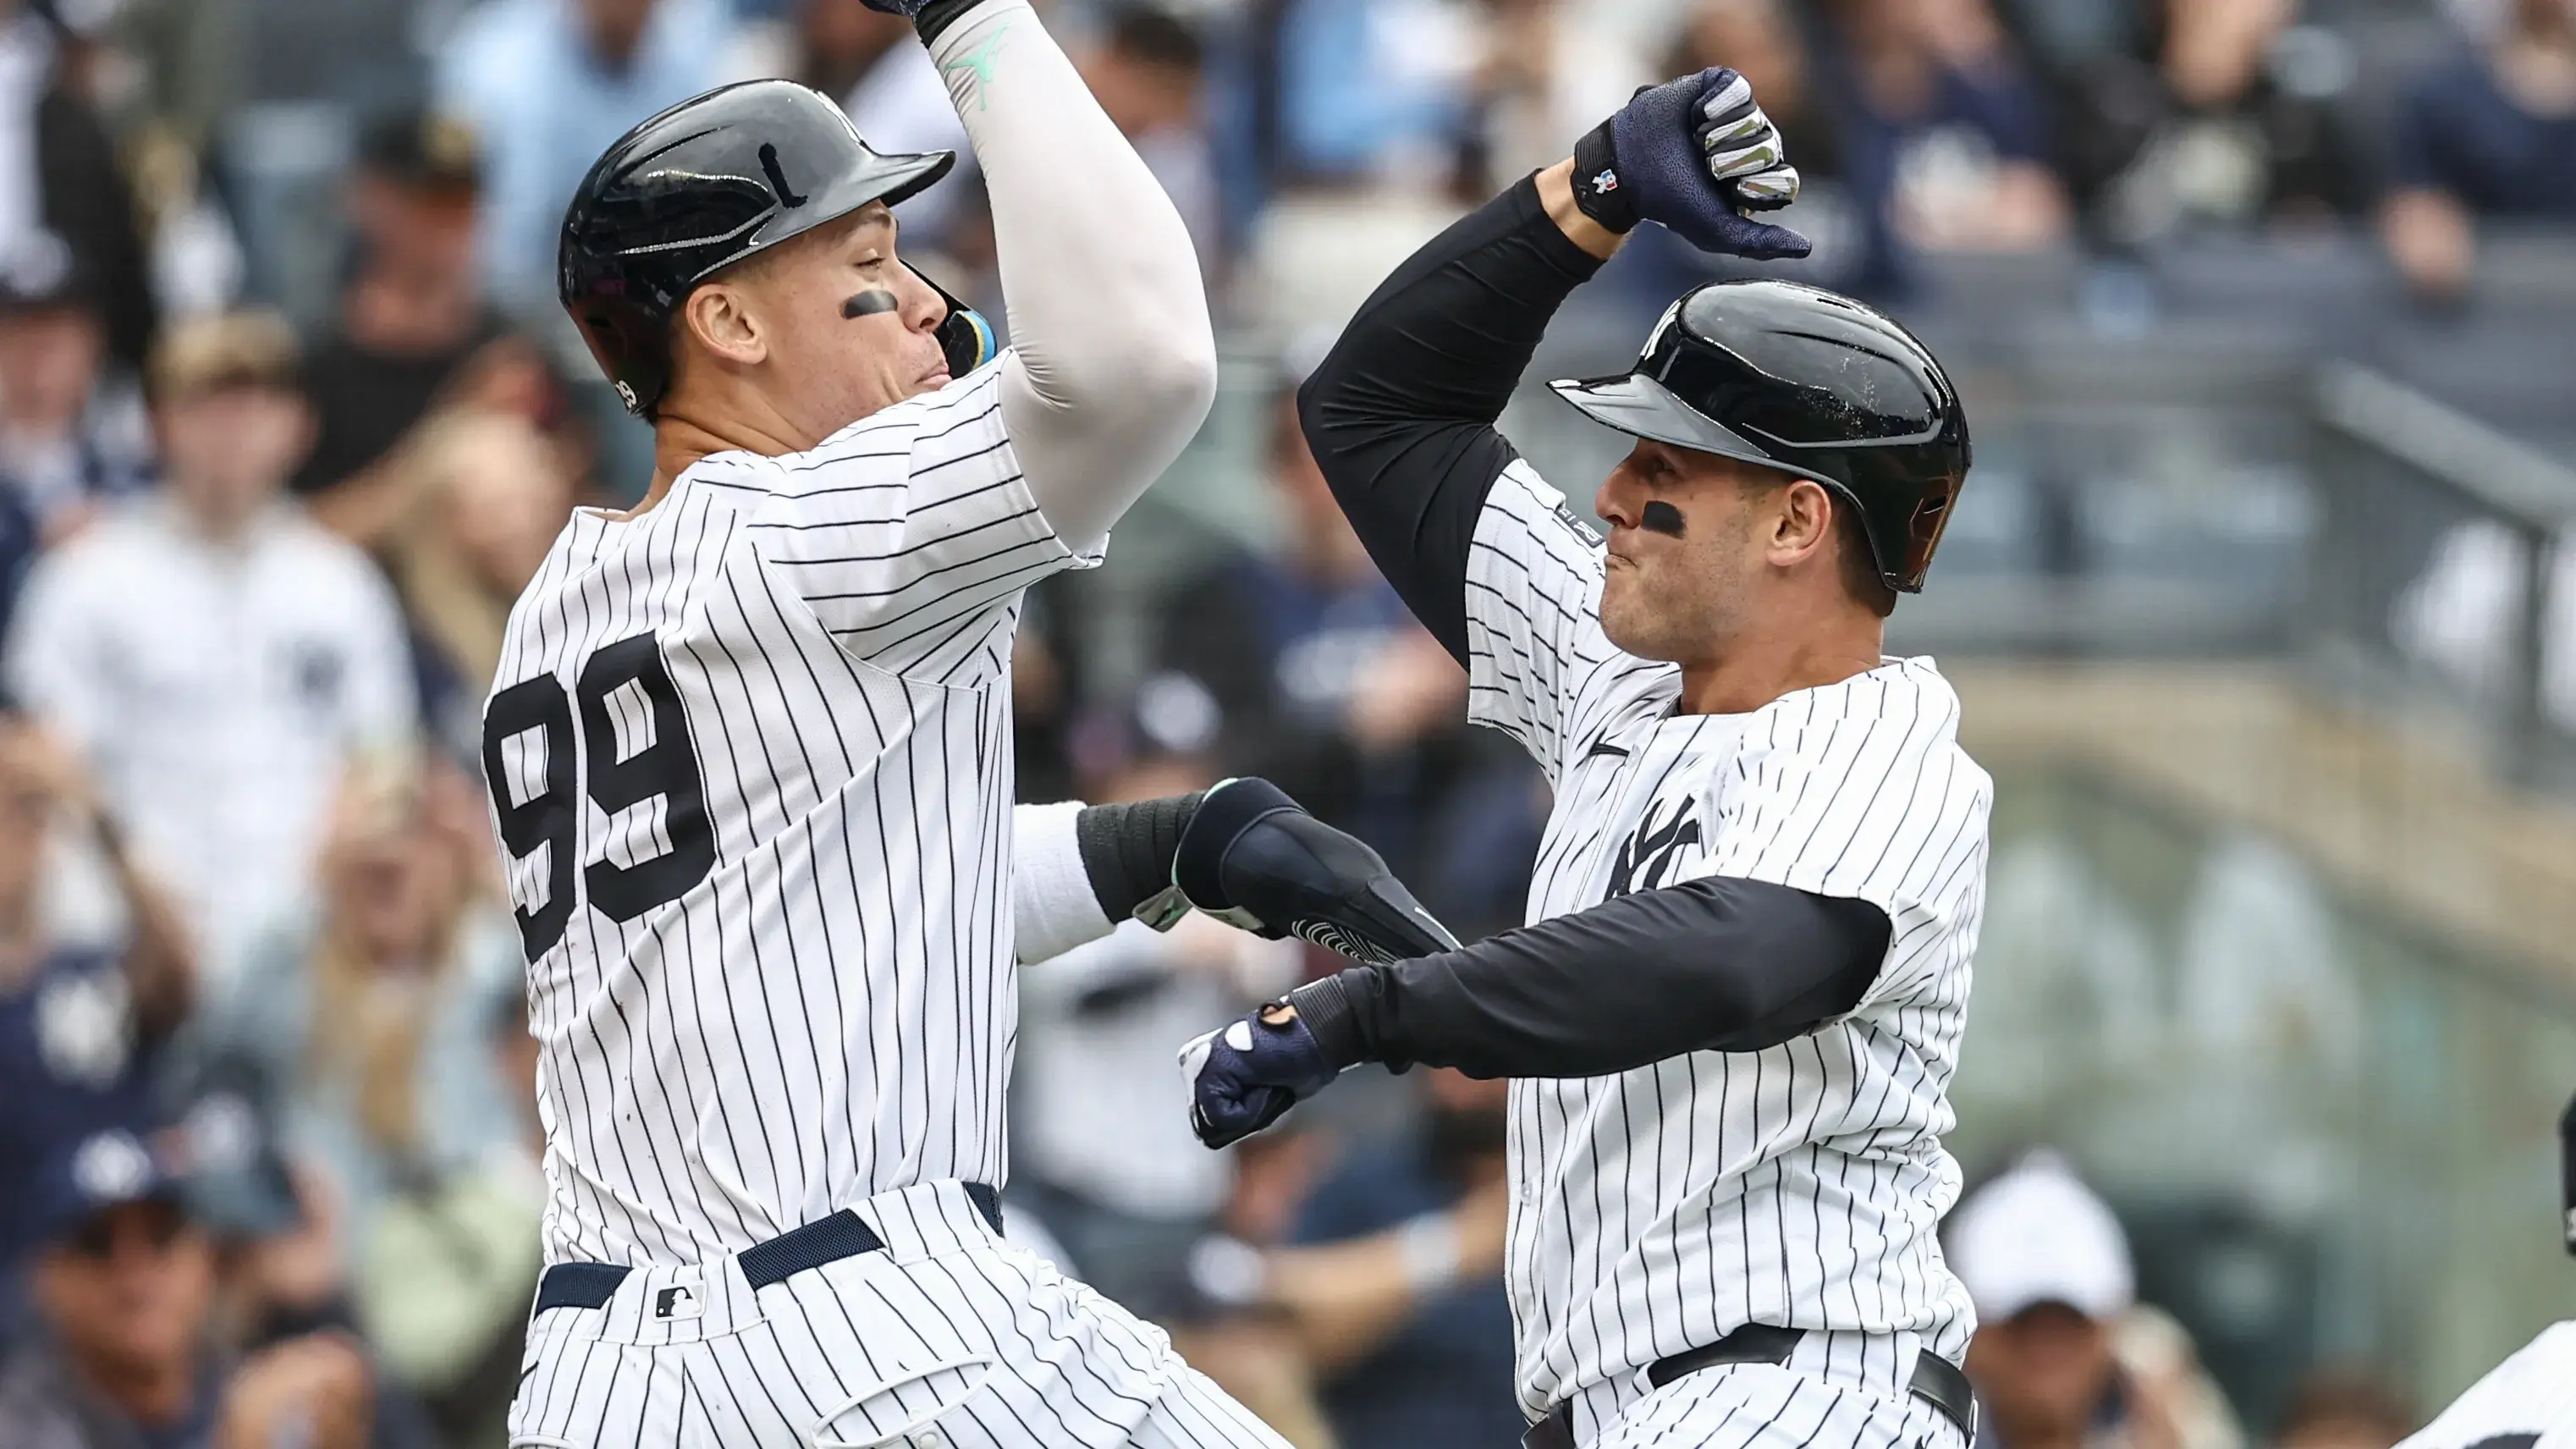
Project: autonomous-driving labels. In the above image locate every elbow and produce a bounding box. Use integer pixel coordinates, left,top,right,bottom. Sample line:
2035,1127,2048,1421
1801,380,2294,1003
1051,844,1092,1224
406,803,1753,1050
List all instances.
1132,317,1219,440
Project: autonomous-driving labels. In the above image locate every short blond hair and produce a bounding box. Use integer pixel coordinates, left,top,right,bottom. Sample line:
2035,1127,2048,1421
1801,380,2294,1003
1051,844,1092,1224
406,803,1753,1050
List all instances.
148,310,300,404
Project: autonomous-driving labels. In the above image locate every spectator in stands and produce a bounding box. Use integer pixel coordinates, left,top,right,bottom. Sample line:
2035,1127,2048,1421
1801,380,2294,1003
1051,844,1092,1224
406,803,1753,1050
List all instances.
1951,1152,2238,1449
0,717,192,1342
4,313,417,986
2382,0,2576,298
0,235,149,538
1469,0,1652,196
1168,1125,1338,1449
432,0,745,317
1653,0,1885,295
1282,1067,1516,1449
372,408,580,755
1080,5,1224,273
2021,0,2366,245
348,989,544,1448
1252,0,1478,190
0,235,150,650
0,1125,380,1449
1011,689,1299,1317
769,0,982,254
0,1,153,372
207,752,521,1291
2271,1368,2414,1449
292,111,510,521
1819,0,2071,256
1153,380,1539,930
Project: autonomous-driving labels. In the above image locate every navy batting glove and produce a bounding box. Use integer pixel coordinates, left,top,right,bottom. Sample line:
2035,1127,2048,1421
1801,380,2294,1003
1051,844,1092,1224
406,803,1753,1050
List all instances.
856,0,990,44
1571,68,1810,261
1179,1005,1340,1149
1173,778,1460,965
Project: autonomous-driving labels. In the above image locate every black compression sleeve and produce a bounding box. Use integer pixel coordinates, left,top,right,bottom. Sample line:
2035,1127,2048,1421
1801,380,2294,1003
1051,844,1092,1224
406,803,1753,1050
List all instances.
1288,877,1891,1079
1074,793,1203,921
1296,176,1607,663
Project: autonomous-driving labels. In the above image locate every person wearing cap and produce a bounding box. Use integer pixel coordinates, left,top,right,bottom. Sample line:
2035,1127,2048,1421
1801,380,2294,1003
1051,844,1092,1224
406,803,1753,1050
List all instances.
0,1124,383,1449
4,312,417,987
290,108,520,515
1949,1152,2158,1449
0,710,193,1346
0,229,151,653
0,231,151,534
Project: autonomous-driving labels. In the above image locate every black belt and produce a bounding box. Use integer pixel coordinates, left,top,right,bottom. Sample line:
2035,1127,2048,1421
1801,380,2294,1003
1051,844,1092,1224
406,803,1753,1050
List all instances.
1521,1325,1976,1449
534,1183,1003,1315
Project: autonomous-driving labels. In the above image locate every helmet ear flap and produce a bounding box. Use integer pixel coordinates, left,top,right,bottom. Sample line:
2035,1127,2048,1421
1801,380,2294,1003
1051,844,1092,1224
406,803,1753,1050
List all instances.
573,300,675,420
910,263,998,379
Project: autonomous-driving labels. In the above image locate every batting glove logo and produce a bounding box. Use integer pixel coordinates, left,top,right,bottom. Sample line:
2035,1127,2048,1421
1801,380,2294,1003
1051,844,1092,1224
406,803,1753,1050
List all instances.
1591,168,1620,195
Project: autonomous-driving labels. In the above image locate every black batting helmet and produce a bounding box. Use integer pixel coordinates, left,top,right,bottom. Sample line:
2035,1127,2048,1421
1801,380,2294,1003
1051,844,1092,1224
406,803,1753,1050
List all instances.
1550,280,1970,594
559,79,990,420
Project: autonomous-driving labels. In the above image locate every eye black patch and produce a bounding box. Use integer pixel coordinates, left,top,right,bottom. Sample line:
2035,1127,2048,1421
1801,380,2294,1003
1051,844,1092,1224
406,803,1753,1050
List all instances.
1639,501,1687,537
840,290,899,319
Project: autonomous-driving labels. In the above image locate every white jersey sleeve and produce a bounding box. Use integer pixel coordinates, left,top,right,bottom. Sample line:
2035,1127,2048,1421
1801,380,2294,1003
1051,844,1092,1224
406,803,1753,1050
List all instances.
1462,460,1630,780
1694,660,1991,1014
722,362,1097,682
2399,1322,2576,1449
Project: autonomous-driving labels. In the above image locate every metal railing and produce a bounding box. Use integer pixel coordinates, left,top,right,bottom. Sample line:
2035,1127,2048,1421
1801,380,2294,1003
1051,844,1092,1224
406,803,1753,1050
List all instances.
2309,364,2576,786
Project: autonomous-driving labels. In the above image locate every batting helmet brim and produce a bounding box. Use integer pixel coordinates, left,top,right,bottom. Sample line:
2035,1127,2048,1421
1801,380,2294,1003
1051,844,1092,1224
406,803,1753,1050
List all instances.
709,146,956,283
1547,370,1957,594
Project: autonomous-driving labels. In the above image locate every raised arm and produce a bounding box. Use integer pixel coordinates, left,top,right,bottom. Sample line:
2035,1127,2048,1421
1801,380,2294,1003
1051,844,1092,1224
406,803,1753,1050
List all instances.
1298,69,1810,662
1295,171,1611,664
916,0,1217,550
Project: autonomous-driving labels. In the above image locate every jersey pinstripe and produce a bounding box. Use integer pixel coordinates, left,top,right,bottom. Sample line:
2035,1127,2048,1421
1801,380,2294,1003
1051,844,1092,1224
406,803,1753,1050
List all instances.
2397,1323,2576,1449
505,1181,1287,1449
482,362,1093,1270
1463,461,1991,1424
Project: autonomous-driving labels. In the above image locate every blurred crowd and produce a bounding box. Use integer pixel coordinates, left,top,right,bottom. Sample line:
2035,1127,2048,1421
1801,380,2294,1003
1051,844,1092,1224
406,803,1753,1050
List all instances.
0,0,2562,1445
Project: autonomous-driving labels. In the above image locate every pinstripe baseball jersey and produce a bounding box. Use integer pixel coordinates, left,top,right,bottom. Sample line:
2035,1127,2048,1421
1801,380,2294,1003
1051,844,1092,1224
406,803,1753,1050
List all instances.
2398,1322,2576,1449
481,362,1092,1269
1465,462,1990,1422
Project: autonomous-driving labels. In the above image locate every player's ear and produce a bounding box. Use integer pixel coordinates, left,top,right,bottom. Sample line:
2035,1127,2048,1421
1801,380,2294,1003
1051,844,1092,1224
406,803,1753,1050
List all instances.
1768,477,1836,569
681,280,768,369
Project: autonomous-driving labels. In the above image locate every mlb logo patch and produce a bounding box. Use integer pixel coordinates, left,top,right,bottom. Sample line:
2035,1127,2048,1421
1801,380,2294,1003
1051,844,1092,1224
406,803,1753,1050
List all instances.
654,1285,702,1321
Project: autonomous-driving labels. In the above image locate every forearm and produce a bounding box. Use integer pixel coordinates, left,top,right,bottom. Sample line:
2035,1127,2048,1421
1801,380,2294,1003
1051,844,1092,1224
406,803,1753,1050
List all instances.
1289,877,1890,1078
1013,794,1207,963
928,0,1216,550
102,818,195,1041
1295,173,1609,660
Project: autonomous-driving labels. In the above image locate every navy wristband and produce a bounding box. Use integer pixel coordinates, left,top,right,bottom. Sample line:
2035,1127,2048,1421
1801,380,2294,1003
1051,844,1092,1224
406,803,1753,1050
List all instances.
1570,121,1638,235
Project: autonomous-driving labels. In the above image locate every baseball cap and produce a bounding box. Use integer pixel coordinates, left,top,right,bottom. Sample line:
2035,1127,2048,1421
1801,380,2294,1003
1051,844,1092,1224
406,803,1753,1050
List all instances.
1946,1150,2135,1321
164,1055,304,1241
29,1125,189,1248
0,231,92,317
355,108,481,196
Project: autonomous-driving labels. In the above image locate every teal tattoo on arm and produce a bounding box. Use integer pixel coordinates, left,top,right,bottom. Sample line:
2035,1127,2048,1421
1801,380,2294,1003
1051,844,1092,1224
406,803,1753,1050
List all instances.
938,15,1015,112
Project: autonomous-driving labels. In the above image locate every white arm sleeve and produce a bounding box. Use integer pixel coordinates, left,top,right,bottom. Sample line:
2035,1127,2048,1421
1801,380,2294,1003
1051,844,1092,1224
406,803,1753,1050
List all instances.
925,0,1218,553
1012,801,1116,964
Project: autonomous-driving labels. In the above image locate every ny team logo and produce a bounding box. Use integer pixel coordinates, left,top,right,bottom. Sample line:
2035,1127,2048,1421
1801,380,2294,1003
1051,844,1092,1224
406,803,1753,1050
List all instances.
1608,798,1700,898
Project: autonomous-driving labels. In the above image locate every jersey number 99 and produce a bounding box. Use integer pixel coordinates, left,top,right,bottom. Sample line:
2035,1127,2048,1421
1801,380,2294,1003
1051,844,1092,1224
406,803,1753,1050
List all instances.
482,634,717,959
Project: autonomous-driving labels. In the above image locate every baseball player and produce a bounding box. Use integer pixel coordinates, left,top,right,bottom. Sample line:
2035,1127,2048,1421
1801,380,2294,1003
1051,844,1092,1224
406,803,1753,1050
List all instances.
1180,69,1989,1449
484,0,1453,1442
2390,1089,2576,1448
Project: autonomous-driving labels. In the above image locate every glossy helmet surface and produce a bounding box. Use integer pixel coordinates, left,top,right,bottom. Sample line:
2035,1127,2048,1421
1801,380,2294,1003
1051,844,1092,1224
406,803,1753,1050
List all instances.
559,79,977,418
1550,280,1971,592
